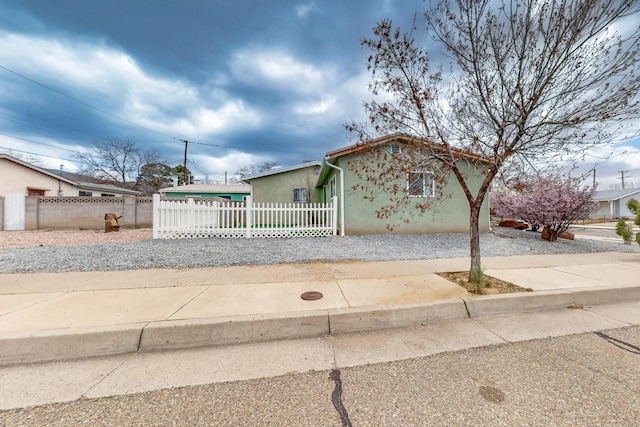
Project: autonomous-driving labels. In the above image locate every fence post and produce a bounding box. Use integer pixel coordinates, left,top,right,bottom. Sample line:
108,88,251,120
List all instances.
331,196,338,236
245,196,253,238
152,194,160,239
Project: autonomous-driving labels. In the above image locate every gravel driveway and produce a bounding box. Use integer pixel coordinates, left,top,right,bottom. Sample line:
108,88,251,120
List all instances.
1,228,638,274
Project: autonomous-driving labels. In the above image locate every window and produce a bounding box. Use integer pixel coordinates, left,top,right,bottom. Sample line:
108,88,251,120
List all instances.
79,191,93,197
407,171,434,197
390,143,402,154
293,188,308,203
27,188,45,196
101,193,115,197
330,176,337,198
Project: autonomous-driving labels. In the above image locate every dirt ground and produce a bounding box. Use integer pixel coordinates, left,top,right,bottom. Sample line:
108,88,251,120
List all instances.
0,228,153,249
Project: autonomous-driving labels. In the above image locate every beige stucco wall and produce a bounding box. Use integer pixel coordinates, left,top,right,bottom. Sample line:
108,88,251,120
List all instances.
327,154,490,235
0,158,77,196
249,167,321,204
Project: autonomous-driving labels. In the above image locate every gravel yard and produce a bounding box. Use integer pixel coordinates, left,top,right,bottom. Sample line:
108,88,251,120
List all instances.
0,227,637,274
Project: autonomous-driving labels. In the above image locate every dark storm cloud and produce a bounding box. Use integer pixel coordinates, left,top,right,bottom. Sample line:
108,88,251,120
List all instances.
0,0,637,186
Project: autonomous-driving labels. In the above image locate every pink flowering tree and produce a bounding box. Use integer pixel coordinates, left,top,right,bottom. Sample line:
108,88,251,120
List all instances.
493,177,598,242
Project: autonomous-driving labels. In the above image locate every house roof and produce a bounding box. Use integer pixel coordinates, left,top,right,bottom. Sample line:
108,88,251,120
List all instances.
159,184,251,194
2,154,78,186
318,133,493,186
241,161,322,182
593,188,640,201
73,181,141,195
0,154,141,195
325,133,492,164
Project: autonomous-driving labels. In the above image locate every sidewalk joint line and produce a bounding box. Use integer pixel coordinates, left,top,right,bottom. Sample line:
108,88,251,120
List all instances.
165,285,211,320
461,298,471,318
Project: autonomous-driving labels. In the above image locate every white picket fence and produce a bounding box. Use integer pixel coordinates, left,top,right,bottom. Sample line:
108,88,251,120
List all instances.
152,194,338,239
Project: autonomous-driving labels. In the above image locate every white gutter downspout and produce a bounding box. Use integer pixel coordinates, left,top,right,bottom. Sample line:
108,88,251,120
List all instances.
324,157,345,236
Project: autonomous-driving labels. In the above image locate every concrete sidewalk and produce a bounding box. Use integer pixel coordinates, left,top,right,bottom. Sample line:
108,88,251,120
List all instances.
1,252,639,366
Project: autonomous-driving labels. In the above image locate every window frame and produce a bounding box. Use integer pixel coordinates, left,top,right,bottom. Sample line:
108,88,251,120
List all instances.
293,187,308,203
390,143,402,154
407,170,435,198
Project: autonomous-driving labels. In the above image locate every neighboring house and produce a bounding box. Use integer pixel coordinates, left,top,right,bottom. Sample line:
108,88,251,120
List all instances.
591,188,640,219
241,162,322,203
158,184,251,201
0,154,141,197
244,134,491,235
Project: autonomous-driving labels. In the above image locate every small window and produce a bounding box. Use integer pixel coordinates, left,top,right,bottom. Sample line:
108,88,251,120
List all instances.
27,189,46,196
390,143,402,154
101,193,115,197
79,191,93,197
330,176,337,198
293,188,308,203
407,171,434,197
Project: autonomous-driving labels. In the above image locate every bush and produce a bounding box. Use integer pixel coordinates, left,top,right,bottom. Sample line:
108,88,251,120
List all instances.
615,219,633,243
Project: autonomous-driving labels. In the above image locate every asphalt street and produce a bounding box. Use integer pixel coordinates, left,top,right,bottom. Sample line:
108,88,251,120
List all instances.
1,324,638,426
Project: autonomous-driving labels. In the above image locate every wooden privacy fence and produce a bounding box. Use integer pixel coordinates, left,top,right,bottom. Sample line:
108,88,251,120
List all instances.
153,194,338,239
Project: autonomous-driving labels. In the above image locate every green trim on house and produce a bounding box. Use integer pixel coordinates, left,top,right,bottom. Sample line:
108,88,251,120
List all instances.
243,162,322,204
159,184,250,201
161,191,247,201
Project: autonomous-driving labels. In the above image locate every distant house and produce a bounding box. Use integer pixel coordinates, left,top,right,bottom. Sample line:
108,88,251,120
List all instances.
0,154,140,197
591,188,640,219
158,184,251,201
241,162,322,203
244,134,491,235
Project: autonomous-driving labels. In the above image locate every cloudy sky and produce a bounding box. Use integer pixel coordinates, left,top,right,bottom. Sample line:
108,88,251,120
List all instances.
1,0,638,189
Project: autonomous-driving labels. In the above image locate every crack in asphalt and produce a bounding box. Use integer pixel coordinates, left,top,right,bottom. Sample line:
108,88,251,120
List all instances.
329,369,353,427
594,332,640,354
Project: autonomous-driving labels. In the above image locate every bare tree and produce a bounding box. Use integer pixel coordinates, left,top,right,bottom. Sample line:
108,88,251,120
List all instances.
75,138,160,186
348,0,640,283
236,162,278,177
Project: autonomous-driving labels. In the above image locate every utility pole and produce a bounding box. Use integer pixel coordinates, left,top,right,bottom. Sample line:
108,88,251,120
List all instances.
177,139,189,185
619,170,629,189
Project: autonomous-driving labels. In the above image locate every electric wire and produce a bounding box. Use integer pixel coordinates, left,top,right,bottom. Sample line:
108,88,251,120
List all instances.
0,145,76,162
0,65,176,140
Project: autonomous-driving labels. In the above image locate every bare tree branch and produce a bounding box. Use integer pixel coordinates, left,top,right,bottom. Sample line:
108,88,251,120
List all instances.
349,0,640,281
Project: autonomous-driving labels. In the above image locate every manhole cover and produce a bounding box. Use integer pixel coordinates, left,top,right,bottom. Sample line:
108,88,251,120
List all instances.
301,291,323,301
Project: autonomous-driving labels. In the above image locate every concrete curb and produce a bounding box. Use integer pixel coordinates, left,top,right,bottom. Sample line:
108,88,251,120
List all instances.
0,324,144,366
328,299,467,335
567,285,640,306
463,290,575,317
2,285,639,366
139,311,330,352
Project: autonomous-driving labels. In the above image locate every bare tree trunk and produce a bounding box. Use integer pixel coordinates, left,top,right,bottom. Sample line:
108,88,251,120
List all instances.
469,203,482,286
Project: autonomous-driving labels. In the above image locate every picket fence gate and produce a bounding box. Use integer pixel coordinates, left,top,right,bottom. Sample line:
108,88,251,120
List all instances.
152,194,338,239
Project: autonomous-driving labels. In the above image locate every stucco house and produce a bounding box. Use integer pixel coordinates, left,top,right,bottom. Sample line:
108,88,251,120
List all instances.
158,184,251,201
244,134,491,235
0,154,140,197
590,188,640,219
241,161,323,203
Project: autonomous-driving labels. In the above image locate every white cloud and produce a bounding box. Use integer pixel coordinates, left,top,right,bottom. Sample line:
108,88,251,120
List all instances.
293,96,336,115
296,2,320,18
576,141,640,190
0,32,263,140
191,151,270,183
230,48,334,95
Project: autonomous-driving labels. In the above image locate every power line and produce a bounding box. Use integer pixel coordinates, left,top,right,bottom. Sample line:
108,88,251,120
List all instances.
0,145,76,163
0,65,176,140
0,131,77,153
0,106,98,140
188,139,306,155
